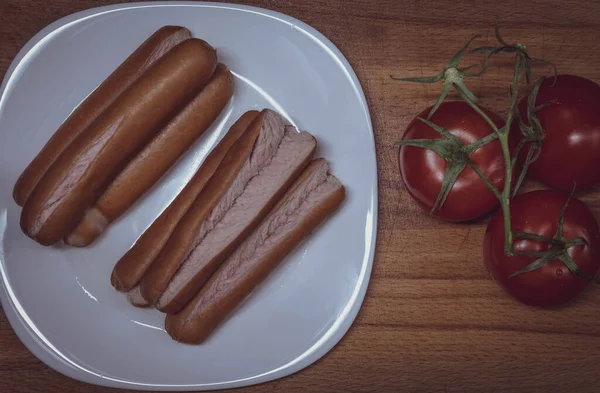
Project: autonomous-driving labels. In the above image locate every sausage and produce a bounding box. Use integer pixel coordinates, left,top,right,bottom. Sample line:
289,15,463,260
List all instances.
165,159,345,344
13,26,192,207
127,285,151,308
142,111,317,314
156,127,316,313
111,110,260,292
20,38,217,245
64,63,235,247
20,39,217,245
137,110,273,305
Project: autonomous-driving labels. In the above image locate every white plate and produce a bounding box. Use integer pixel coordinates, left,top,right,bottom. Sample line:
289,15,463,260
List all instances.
0,2,377,390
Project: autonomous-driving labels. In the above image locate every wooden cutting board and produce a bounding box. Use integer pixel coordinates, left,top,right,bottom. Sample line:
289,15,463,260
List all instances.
2,0,600,392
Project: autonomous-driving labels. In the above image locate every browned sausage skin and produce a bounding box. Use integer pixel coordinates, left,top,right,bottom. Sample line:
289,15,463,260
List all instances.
165,159,345,344
20,38,217,245
13,26,192,207
65,63,234,247
111,110,261,293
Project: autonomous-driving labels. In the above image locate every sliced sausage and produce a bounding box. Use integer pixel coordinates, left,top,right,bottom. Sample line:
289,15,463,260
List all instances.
111,110,260,292
165,159,345,343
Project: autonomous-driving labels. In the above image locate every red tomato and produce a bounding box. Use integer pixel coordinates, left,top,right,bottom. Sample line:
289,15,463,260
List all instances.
398,101,506,221
514,75,600,190
484,190,600,307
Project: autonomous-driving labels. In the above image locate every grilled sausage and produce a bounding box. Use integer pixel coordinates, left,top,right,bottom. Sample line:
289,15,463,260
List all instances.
20,38,217,245
65,63,234,247
13,26,192,206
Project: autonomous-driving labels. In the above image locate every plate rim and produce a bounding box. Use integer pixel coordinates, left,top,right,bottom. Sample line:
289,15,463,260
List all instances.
0,1,378,390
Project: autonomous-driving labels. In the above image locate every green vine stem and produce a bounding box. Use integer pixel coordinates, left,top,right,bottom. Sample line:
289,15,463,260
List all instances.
457,46,525,255
499,53,524,255
463,23,554,255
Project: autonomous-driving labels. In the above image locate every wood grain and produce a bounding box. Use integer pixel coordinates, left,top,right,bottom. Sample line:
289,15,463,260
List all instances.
2,0,600,392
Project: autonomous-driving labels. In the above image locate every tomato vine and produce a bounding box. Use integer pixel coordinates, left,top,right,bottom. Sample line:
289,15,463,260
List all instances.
392,21,599,283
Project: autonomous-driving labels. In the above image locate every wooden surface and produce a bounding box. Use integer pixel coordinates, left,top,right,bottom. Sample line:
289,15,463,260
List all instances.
2,0,600,392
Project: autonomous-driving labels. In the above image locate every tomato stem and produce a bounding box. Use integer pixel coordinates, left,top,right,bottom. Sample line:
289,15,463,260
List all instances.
496,52,526,255
499,131,514,255
465,159,503,201
461,41,526,255
457,47,524,255
458,89,500,133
